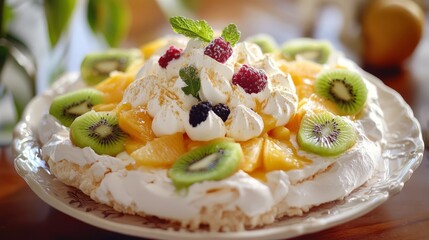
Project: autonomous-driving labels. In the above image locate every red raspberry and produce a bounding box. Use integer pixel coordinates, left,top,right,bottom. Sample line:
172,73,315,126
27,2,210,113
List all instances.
158,45,183,68
232,65,268,94
204,37,233,63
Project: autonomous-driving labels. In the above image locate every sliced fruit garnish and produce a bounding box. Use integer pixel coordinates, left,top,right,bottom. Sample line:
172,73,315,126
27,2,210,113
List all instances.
314,69,368,115
118,106,155,144
240,137,264,173
168,141,242,189
96,72,134,104
131,133,185,168
262,137,309,172
70,111,127,156
297,111,357,156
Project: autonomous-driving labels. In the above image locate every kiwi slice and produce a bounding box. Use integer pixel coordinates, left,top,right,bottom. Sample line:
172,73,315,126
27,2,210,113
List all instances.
70,111,127,156
247,34,278,53
314,69,368,115
281,38,332,64
80,49,141,85
49,88,104,127
168,141,242,189
297,111,357,156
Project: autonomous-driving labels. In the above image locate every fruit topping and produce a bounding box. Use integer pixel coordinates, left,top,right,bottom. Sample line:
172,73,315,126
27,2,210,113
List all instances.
204,37,233,63
158,45,183,68
131,133,186,168
118,106,155,144
189,101,212,127
281,38,332,64
81,49,140,86
49,88,104,127
232,64,268,94
297,111,357,156
212,103,230,122
247,34,278,53
168,141,242,189
70,111,128,156
314,69,368,115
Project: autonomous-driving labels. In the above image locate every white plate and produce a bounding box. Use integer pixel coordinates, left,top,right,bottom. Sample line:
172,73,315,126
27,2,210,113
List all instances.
13,68,424,240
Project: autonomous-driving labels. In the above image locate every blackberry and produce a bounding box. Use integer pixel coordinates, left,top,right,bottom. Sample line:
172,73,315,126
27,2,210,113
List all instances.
212,103,230,122
189,101,212,127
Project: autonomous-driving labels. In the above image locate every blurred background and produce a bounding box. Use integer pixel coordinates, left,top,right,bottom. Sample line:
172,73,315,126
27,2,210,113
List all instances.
0,0,428,144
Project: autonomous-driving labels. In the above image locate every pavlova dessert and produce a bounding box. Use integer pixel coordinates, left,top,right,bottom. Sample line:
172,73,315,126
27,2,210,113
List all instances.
38,17,385,231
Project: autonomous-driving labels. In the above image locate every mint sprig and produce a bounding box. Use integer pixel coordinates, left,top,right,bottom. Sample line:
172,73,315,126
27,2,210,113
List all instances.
180,66,201,100
221,24,240,46
170,16,214,43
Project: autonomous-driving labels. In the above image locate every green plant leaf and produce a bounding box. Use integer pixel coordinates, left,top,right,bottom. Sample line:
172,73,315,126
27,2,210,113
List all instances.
221,23,240,46
170,16,213,42
44,0,77,47
87,0,131,47
2,2,14,34
0,43,8,73
179,65,200,99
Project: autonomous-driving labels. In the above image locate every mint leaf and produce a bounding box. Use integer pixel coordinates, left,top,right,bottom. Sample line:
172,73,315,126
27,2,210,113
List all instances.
180,66,201,99
221,23,240,46
170,16,214,42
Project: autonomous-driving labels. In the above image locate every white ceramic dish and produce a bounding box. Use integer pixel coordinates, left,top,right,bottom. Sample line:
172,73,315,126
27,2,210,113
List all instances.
13,66,424,239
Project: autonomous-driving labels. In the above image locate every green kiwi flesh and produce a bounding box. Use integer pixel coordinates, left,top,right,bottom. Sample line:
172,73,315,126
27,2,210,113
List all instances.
168,141,242,189
247,34,278,53
49,88,104,127
70,111,127,156
297,111,357,156
80,49,141,86
315,69,368,115
281,38,332,64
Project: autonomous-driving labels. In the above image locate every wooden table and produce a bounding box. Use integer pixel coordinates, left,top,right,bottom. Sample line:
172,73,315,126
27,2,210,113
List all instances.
2,14,429,240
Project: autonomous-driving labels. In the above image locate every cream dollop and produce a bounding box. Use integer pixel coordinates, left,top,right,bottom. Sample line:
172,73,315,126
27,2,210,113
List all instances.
184,110,226,141
262,89,298,126
152,101,185,136
226,104,264,141
199,67,232,104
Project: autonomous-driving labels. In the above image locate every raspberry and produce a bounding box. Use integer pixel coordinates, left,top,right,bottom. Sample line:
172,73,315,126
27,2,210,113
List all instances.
232,64,268,94
189,101,212,127
204,37,233,63
158,45,183,68
212,103,230,122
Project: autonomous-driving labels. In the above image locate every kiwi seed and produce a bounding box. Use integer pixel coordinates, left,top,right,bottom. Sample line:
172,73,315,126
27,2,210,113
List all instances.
297,111,357,156
49,88,104,127
314,69,368,115
168,141,242,189
70,111,127,156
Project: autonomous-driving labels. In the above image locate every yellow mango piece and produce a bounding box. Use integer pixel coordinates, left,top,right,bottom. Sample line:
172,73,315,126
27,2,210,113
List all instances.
131,133,186,168
240,137,264,173
124,138,145,155
260,113,277,136
118,106,155,144
96,72,134,103
263,138,310,172
269,126,291,141
92,103,117,112
140,38,168,60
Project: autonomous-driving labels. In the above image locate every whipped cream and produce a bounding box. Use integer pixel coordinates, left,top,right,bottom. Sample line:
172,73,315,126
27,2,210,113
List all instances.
121,38,298,141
